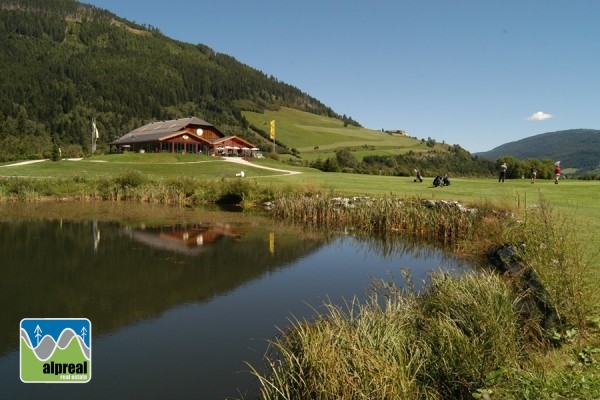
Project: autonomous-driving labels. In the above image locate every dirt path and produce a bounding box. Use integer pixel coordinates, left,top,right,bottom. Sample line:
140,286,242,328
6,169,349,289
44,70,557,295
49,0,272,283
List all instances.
221,157,302,175
0,159,48,167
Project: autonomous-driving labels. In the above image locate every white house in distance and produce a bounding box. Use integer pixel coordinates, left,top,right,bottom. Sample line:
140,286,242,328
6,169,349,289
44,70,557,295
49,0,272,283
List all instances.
108,117,259,157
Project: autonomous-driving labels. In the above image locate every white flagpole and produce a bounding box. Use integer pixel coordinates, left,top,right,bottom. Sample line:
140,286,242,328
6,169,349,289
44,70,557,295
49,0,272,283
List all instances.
91,119,98,154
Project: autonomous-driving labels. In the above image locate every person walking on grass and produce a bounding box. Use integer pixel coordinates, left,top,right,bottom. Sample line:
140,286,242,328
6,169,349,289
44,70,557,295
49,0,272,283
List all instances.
554,161,561,184
530,165,537,184
498,162,507,183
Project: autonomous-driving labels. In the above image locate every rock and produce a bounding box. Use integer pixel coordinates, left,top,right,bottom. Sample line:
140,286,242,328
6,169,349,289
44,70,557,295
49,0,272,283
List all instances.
487,244,561,336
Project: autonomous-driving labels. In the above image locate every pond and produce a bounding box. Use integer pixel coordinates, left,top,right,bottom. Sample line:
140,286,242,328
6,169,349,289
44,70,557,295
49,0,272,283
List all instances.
0,203,472,399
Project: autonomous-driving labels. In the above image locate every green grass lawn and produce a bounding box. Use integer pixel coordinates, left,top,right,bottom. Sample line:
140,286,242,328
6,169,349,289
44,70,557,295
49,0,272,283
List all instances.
3,155,597,241
0,156,284,179
243,107,445,161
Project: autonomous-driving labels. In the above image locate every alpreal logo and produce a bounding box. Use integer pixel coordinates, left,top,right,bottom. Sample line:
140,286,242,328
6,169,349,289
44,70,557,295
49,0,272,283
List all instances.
20,318,91,383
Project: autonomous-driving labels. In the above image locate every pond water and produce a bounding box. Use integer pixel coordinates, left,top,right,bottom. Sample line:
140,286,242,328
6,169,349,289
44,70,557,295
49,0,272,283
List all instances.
0,203,472,399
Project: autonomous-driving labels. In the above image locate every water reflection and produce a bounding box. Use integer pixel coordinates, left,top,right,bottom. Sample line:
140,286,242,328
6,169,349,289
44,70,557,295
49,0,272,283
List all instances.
0,216,327,357
93,219,100,252
121,223,243,255
0,203,473,399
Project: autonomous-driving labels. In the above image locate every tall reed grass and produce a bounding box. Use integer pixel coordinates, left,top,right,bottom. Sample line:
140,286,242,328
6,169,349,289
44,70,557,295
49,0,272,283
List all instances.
0,172,273,207
497,198,595,335
271,195,481,248
250,272,524,399
250,195,597,399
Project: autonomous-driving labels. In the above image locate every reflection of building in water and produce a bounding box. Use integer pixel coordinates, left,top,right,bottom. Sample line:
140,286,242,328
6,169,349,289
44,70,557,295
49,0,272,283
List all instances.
121,223,242,255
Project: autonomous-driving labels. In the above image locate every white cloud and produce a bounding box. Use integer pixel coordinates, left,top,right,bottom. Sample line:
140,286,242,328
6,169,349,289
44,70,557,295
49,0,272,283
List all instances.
526,111,553,121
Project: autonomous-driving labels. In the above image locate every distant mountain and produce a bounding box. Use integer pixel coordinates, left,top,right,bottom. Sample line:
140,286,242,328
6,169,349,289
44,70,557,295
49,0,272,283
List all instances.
475,129,600,174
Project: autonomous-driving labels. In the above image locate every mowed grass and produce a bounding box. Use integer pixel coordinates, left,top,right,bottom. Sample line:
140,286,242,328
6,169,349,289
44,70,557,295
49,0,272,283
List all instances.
2,155,598,242
243,107,444,161
0,155,285,179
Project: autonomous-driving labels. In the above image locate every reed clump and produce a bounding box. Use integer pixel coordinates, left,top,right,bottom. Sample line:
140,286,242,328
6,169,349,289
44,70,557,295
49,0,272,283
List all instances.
0,177,52,201
271,194,482,246
251,195,598,399
0,174,275,207
250,272,524,399
273,193,346,227
494,198,595,335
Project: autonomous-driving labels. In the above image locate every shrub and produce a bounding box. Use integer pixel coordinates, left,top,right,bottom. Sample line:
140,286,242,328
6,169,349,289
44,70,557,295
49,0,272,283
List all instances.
114,170,146,189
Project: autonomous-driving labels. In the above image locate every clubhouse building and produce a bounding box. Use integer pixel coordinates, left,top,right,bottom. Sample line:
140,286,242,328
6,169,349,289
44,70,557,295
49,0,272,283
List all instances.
108,117,259,157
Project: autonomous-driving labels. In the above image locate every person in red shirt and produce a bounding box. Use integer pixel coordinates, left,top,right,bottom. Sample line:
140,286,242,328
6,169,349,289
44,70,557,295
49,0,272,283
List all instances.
554,161,561,184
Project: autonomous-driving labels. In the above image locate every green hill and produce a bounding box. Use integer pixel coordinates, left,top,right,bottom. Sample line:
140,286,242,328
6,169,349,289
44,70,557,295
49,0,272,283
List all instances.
243,107,439,162
475,129,600,175
0,0,357,161
0,0,495,177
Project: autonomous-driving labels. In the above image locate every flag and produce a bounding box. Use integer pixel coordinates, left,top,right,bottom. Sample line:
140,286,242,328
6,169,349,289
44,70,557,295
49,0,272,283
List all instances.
269,120,275,140
92,120,99,140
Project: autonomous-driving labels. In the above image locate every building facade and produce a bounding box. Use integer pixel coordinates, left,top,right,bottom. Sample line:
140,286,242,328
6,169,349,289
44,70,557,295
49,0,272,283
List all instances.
109,117,258,157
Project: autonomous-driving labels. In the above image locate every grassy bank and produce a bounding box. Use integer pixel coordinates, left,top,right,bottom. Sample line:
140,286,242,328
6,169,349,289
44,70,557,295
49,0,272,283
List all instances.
0,169,277,207
251,197,599,399
2,157,598,230
1,156,599,398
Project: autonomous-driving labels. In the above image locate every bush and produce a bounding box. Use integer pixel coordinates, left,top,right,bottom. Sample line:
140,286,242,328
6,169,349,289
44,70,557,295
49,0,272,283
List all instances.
114,170,146,189
216,178,253,205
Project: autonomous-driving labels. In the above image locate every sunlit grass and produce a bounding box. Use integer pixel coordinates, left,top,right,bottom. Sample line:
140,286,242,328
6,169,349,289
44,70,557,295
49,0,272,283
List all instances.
1,154,599,398
242,106,442,160
249,198,600,399
1,156,599,241
0,157,281,179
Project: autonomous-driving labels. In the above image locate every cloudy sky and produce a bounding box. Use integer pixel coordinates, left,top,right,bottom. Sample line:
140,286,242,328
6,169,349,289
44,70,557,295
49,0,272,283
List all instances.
83,0,600,153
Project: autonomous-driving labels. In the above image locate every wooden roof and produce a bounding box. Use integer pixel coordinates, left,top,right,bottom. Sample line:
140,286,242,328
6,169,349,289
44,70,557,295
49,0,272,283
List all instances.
210,136,257,149
109,117,222,145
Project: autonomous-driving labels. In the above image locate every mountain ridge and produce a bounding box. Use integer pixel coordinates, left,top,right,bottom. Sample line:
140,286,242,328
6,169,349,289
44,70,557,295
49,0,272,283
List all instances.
474,129,600,174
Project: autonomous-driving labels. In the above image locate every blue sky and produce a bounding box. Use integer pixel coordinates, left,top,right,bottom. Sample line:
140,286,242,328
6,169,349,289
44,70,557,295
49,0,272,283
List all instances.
82,1,599,153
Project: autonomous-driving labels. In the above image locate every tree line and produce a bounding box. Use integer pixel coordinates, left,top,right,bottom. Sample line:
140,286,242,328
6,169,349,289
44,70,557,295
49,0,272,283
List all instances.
285,145,593,180
494,156,570,181
295,145,498,178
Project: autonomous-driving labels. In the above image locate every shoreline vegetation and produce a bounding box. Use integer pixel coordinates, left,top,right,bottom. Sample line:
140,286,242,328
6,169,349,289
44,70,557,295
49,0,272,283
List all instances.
257,196,598,399
1,173,599,398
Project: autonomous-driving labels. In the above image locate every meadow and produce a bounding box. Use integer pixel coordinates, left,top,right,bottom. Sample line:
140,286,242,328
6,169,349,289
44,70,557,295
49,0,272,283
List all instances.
1,154,598,247
4,154,595,236
243,107,447,161
1,154,599,399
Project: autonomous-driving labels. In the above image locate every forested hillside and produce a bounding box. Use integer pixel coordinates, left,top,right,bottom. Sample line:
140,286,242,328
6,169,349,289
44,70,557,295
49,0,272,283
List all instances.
475,129,600,175
0,0,359,161
3,0,592,180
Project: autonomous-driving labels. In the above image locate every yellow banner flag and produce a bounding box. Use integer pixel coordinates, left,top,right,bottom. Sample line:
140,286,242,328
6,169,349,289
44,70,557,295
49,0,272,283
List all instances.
269,120,275,140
